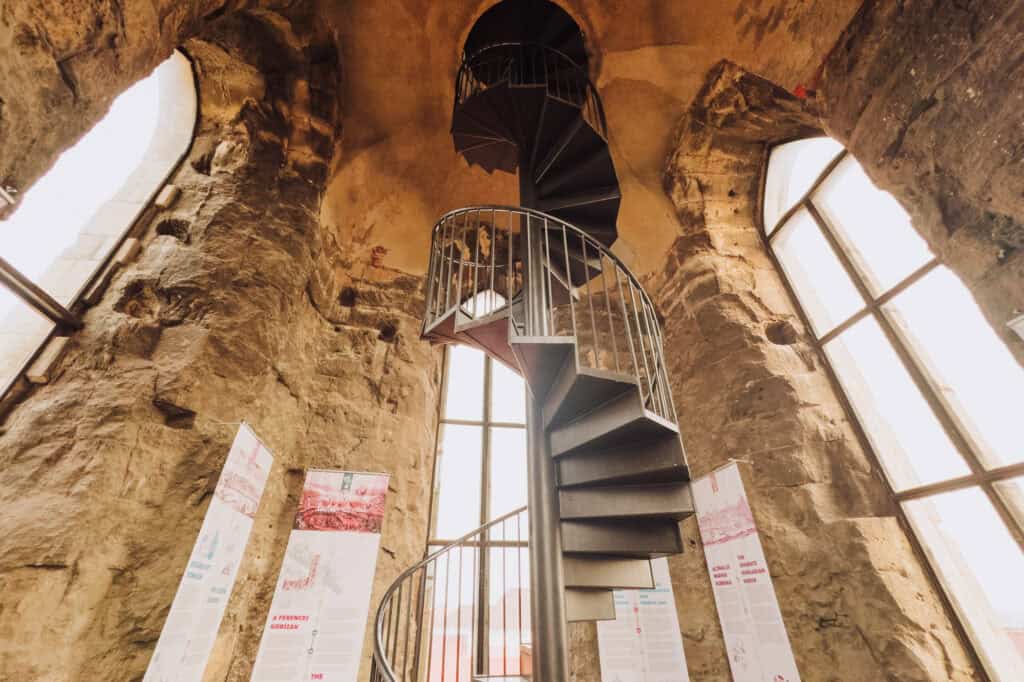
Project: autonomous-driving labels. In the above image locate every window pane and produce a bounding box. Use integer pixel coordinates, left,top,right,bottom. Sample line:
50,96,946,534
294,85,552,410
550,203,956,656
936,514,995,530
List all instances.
490,360,526,424
884,267,1024,469
0,56,171,302
0,289,55,392
462,290,507,319
814,155,933,294
824,316,969,490
427,545,477,682
904,489,1024,679
773,209,865,335
994,477,1024,530
433,424,483,538
489,427,527,520
444,345,485,421
763,137,843,234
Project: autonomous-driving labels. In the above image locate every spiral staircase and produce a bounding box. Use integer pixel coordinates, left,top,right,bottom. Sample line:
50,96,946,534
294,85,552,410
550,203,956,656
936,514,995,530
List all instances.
372,2,693,680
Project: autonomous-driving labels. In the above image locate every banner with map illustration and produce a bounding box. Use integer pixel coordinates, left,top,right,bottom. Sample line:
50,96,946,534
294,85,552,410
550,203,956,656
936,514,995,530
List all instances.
597,558,690,681
144,424,274,682
251,470,389,682
692,463,800,682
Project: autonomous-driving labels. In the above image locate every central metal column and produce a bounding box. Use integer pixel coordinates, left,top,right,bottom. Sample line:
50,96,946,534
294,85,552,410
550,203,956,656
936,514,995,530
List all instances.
526,395,570,682
520,150,569,681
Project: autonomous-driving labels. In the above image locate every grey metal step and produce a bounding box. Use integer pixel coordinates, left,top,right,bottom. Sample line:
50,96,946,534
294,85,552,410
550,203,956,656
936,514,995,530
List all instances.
543,358,635,429
565,588,615,622
562,556,653,589
549,389,678,458
557,434,689,488
509,336,575,400
562,519,684,558
560,482,694,521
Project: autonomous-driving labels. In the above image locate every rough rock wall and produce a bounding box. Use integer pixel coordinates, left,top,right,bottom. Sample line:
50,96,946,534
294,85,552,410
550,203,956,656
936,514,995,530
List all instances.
0,7,440,681
820,0,1024,367
655,62,981,681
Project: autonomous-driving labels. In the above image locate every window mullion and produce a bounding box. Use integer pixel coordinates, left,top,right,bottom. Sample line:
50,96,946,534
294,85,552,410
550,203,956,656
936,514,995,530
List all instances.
806,202,1024,554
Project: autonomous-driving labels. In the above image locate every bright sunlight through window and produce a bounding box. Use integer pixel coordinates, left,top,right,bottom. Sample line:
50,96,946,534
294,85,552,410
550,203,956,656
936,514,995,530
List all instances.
0,51,196,397
762,138,1024,680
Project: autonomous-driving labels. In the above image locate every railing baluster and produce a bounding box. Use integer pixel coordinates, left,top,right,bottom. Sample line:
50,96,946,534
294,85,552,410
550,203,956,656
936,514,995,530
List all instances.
599,253,620,373
581,237,600,368
543,218,555,333
501,519,508,676
561,226,578,341
627,279,654,406
490,209,497,315
440,552,451,682
614,267,641,391
516,513,523,676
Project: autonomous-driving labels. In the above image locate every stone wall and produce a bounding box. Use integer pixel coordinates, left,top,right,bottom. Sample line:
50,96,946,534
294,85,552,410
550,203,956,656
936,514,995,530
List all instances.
654,62,981,681
0,6,441,681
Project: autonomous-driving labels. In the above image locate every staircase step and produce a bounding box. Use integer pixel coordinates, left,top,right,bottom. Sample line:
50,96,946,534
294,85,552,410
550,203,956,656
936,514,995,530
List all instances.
563,556,653,589
537,133,614,200
565,588,615,622
543,360,635,429
537,185,620,214
560,482,694,521
549,389,677,457
455,311,518,372
509,336,576,401
557,434,689,488
562,519,684,558
534,116,584,185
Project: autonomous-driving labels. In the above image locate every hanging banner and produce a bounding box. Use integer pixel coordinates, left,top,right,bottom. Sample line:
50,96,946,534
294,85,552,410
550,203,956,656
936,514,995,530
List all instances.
692,463,800,682
597,558,690,681
251,470,389,682
145,424,274,682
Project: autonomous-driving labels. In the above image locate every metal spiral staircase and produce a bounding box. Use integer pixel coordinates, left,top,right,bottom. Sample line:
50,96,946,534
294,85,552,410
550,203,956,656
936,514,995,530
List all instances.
372,3,692,680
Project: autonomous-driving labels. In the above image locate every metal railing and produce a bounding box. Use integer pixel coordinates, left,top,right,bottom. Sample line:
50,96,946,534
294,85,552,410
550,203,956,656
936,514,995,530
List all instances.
455,42,607,140
422,206,677,424
371,507,530,682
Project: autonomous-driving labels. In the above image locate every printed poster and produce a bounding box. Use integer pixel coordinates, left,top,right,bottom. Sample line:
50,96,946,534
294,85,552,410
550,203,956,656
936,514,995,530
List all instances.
251,470,389,682
597,558,690,681
145,424,274,682
692,463,800,682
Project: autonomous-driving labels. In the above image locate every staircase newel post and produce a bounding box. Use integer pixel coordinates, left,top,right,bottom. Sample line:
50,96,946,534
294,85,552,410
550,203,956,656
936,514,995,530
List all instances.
520,151,570,681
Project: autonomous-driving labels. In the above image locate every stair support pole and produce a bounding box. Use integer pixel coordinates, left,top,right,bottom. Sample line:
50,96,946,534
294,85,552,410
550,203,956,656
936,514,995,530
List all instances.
526,395,570,682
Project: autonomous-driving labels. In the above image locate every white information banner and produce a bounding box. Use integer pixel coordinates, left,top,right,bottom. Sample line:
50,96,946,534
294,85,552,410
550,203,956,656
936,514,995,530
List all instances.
597,558,690,681
251,470,389,682
692,463,800,682
145,424,274,682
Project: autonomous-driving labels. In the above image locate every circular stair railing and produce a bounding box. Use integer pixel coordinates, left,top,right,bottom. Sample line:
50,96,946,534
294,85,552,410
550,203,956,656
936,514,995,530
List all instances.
455,42,608,140
423,205,678,424
370,506,530,682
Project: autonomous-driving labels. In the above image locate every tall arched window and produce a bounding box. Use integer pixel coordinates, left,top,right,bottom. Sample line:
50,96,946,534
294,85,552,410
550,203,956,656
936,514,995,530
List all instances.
762,138,1024,680
0,50,196,399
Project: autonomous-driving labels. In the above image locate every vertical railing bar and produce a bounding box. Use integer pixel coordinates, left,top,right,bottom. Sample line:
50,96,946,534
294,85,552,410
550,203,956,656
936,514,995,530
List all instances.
390,583,402,664
472,212,481,319
599,253,619,373
508,210,514,330
561,226,578,341
581,236,600,368
516,512,523,675
440,551,451,682
457,546,465,682
501,519,508,676
614,267,641,398
471,529,481,678
402,573,414,678
640,297,669,419
490,209,497,315
525,213,534,336
627,279,653,405
543,218,555,333
412,568,427,682
424,562,438,682
455,213,466,317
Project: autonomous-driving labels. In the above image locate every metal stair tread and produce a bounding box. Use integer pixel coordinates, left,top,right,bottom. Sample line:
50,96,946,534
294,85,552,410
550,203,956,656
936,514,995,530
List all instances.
560,481,694,522
562,518,684,558
549,388,678,458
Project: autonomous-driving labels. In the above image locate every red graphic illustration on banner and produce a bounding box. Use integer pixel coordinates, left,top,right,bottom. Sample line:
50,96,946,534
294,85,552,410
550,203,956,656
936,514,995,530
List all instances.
697,496,756,546
215,440,270,518
283,555,320,591
294,472,387,533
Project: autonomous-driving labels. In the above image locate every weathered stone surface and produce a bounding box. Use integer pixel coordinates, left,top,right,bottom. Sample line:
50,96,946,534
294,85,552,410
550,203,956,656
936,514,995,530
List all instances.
657,62,981,681
0,7,441,681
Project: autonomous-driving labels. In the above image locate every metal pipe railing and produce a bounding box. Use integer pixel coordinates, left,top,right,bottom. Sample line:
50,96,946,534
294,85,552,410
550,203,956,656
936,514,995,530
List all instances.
420,205,677,425
371,506,529,682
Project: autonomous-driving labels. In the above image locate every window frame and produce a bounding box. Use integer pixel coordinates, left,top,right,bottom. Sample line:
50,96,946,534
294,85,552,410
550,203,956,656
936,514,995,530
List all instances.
0,49,199,404
426,345,530,676
758,138,1024,677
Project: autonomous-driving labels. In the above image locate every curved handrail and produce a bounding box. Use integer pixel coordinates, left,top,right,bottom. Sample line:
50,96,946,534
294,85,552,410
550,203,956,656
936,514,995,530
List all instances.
371,505,529,682
454,41,608,140
423,205,678,424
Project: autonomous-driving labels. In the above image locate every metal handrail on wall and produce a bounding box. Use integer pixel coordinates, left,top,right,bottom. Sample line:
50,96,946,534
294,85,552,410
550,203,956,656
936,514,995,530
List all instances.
370,506,530,682
454,42,608,140
422,205,678,425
